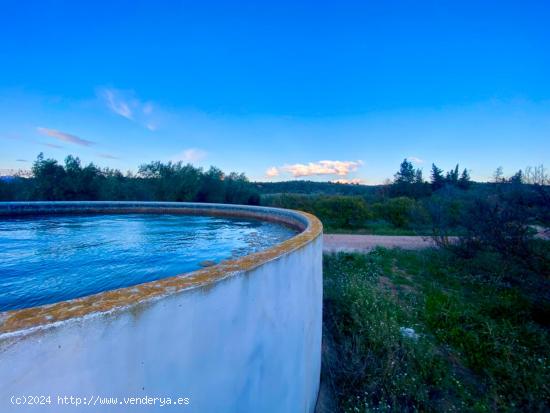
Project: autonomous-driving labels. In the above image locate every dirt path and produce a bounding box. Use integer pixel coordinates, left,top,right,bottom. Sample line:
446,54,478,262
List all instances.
323,234,441,253
323,226,550,253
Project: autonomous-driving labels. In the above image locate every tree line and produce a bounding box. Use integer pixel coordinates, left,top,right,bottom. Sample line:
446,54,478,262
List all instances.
0,153,260,205
389,159,472,197
390,158,548,198
1,154,547,208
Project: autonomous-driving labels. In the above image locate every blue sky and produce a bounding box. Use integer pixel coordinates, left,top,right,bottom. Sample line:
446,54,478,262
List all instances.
0,1,549,183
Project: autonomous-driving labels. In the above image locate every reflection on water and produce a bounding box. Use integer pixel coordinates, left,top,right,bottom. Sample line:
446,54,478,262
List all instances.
0,214,297,311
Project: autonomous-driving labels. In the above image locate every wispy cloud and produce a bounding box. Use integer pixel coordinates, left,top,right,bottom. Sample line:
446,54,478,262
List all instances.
172,148,207,163
99,88,133,119
265,166,280,177
97,153,119,160
331,178,365,184
282,160,363,177
98,87,157,130
16,159,28,162
36,127,94,146
40,142,64,149
408,156,424,164
1,132,66,149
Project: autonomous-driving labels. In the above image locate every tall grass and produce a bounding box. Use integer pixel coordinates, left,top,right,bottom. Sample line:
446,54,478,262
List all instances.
322,249,549,412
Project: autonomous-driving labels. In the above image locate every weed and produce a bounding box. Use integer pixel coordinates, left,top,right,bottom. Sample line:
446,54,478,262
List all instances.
322,249,550,412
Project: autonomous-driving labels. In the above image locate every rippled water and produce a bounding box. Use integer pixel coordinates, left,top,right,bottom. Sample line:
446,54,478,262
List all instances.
0,214,297,311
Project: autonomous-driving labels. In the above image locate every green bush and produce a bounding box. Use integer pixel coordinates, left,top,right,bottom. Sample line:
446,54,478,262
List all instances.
261,194,372,229
314,196,372,229
373,196,417,228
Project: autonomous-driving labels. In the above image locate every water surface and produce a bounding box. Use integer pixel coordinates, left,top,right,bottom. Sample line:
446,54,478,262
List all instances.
0,213,297,311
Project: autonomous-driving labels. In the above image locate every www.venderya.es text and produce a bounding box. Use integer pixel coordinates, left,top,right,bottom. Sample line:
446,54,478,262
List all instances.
10,395,190,408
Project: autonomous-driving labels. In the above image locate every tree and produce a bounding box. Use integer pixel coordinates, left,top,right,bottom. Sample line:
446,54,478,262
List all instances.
493,166,504,183
509,170,523,185
446,164,459,184
524,164,548,185
458,168,472,189
197,166,225,203
394,159,416,184
224,172,260,205
174,164,202,201
138,161,203,201
31,153,67,200
62,155,102,200
430,164,445,190
391,160,430,198
0,153,260,205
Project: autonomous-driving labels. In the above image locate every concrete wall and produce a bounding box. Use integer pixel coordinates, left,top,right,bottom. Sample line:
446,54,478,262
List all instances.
0,202,323,413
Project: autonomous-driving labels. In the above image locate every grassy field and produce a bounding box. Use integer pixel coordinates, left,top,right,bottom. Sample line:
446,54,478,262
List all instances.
321,249,549,412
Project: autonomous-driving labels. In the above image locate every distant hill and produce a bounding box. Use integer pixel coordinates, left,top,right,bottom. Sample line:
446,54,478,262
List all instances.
253,180,511,200
254,180,383,196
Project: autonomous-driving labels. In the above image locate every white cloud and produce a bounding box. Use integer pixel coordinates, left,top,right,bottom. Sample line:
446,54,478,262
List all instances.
282,160,363,177
408,156,424,164
265,166,279,177
36,127,94,146
331,178,365,185
100,88,133,120
98,87,158,130
172,148,207,163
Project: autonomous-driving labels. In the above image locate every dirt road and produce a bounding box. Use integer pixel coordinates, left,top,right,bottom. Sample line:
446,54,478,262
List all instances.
323,226,550,253
323,234,441,253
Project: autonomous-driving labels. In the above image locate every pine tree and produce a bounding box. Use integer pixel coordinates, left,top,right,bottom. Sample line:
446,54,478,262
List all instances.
458,168,471,189
430,163,445,190
414,169,423,184
509,170,523,185
394,159,416,184
446,164,459,184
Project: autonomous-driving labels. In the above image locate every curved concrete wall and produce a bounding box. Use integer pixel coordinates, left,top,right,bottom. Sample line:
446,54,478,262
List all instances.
0,202,323,413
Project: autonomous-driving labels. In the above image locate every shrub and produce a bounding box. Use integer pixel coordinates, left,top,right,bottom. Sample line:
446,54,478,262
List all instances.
314,196,372,229
374,197,416,228
262,194,372,230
